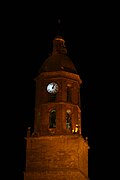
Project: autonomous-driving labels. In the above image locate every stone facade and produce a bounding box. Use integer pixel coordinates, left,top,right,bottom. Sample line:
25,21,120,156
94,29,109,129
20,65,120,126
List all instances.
24,135,88,180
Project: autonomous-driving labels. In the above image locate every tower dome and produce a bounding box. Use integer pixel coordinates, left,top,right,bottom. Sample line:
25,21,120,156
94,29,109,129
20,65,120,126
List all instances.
39,36,77,74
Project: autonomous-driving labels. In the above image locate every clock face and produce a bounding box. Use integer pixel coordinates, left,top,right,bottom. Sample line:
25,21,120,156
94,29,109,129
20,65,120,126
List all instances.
47,82,58,94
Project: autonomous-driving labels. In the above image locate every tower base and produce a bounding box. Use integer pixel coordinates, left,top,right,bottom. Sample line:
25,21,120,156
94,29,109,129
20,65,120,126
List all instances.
24,135,89,180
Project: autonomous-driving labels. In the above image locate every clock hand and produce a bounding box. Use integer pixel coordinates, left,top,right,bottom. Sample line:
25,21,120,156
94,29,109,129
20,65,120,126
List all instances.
52,84,55,89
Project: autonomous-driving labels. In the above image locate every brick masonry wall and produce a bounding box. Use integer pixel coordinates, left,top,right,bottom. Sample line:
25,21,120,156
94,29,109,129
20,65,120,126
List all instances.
24,135,88,180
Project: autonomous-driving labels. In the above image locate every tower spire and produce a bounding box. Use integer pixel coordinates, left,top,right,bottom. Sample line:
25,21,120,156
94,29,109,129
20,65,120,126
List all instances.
51,19,67,55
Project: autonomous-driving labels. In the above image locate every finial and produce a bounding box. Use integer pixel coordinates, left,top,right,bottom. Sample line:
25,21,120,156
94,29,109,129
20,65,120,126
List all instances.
27,127,31,137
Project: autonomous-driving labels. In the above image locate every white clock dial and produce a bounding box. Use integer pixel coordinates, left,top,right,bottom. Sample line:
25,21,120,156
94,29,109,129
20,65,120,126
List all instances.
47,82,58,94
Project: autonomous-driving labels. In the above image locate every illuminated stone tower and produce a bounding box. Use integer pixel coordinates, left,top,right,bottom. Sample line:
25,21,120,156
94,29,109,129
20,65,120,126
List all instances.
24,35,89,180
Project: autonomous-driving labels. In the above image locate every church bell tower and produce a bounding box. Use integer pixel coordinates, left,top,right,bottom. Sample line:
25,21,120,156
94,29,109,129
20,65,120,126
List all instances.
24,35,89,180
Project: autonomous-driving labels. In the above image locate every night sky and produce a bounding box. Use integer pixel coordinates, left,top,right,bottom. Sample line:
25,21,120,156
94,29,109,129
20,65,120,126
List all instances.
3,3,109,180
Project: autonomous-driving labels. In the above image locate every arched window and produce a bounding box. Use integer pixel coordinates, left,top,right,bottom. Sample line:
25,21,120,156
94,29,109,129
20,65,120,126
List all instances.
66,110,71,129
49,110,56,128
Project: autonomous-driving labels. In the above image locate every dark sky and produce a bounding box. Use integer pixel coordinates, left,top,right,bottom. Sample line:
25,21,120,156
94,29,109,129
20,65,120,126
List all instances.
3,3,107,180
